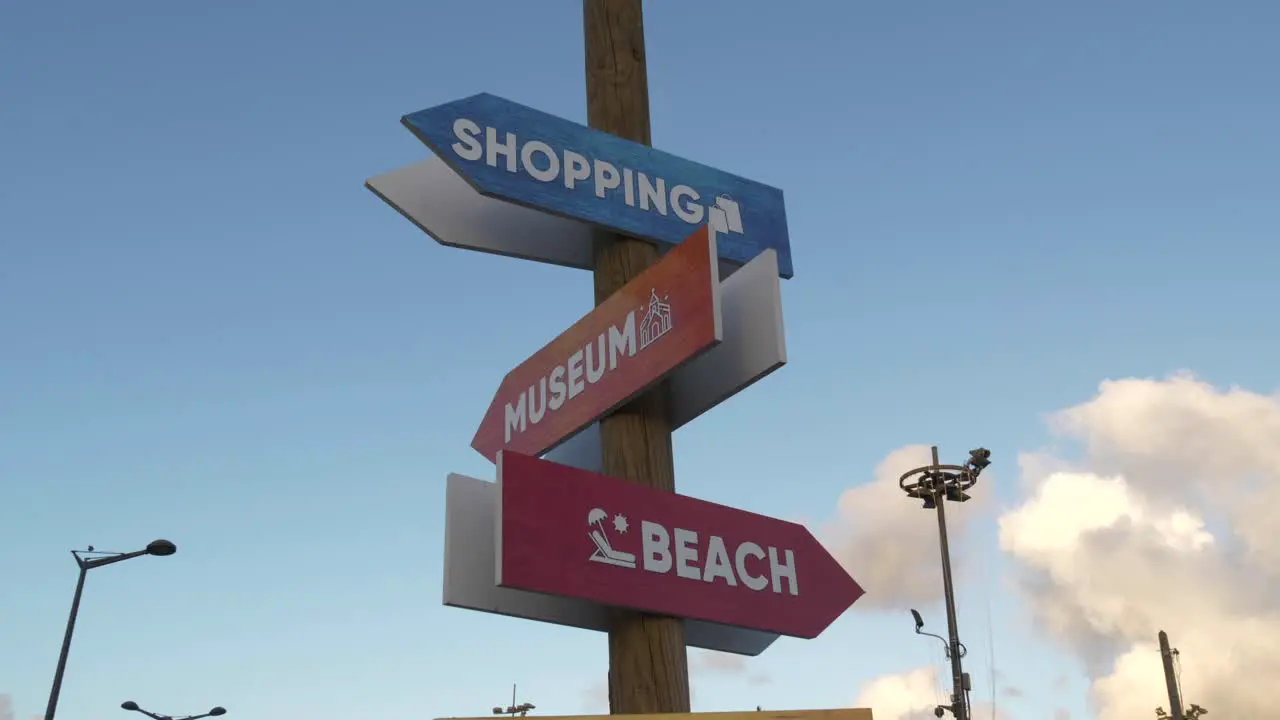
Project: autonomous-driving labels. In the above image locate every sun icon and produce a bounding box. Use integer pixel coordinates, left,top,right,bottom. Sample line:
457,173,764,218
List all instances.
612,514,630,534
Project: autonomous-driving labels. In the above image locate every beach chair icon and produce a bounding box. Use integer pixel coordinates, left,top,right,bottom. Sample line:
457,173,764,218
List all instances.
708,195,744,235
587,507,637,568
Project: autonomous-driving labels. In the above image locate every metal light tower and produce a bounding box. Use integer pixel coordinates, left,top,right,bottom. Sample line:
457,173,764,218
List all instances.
900,446,991,720
493,685,535,717
1155,630,1207,719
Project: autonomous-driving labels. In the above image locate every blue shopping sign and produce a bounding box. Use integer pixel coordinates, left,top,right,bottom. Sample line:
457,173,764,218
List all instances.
401,93,793,279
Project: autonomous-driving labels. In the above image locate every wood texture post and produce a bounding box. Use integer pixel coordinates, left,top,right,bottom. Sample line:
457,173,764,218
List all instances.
583,0,691,714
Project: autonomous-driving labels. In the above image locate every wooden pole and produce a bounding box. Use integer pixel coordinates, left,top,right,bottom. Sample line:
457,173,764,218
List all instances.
583,0,691,714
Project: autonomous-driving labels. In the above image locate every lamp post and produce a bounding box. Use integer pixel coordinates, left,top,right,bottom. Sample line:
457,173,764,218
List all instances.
899,447,991,720
44,539,177,720
122,701,226,720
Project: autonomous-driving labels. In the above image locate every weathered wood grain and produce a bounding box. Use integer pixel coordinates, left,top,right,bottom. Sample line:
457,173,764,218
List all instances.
584,0,690,714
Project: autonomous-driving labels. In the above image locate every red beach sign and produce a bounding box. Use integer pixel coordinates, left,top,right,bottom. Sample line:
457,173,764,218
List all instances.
495,451,865,639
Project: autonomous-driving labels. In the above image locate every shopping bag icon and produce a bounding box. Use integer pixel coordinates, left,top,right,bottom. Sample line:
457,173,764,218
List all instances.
708,194,744,235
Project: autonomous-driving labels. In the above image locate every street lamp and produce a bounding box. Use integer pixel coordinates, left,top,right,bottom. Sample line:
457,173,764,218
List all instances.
44,540,178,720
122,701,226,720
899,446,991,720
909,609,969,718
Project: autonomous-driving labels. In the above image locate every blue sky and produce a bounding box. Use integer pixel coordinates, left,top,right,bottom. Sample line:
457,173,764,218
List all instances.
2,2,1276,719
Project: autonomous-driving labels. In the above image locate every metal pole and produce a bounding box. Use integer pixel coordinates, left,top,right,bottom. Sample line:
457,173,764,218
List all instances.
931,446,968,720
1159,630,1184,720
45,564,88,720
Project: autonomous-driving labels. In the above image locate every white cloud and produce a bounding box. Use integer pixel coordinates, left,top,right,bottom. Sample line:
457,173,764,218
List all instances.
851,667,1010,720
852,666,946,720
589,373,1275,717
825,445,995,609
997,373,1280,718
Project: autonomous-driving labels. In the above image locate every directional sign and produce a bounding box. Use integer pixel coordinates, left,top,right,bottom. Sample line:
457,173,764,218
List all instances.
365,156,596,270
443,472,779,656
472,225,722,463
401,93,794,278
495,452,864,639
546,245,785,473
438,710,875,720
366,156,752,281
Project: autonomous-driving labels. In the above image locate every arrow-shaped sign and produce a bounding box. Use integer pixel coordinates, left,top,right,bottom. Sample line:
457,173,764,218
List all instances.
545,244,786,472
496,452,865,640
399,92,793,278
443,472,779,656
440,245,788,656
366,157,752,281
472,225,722,463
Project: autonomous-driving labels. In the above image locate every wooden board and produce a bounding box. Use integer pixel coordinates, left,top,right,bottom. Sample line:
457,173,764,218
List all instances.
439,710,874,720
